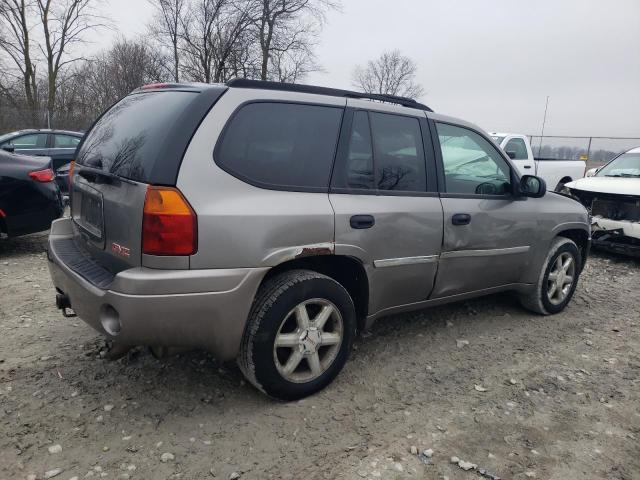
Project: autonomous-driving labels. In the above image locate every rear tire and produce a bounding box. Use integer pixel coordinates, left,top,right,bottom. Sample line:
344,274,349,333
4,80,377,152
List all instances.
519,237,581,315
238,270,356,400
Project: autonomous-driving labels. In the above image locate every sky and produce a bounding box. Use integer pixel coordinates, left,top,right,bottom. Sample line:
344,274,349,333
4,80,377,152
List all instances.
103,0,640,138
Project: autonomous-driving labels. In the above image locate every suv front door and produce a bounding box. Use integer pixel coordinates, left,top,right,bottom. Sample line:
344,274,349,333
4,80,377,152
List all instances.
431,121,538,298
330,102,443,317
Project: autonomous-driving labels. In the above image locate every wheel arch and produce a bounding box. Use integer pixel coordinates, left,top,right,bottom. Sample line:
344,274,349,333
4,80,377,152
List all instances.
556,228,589,270
555,176,573,191
261,255,370,331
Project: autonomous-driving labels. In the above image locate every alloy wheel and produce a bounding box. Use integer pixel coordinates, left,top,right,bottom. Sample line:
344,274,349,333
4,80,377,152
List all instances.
547,252,576,305
273,298,344,383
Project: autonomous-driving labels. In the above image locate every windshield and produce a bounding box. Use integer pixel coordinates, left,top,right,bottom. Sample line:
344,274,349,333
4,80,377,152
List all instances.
491,136,505,146
597,152,640,177
0,132,15,144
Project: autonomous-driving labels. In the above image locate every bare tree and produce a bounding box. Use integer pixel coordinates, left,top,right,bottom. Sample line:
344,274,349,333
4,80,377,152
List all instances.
352,50,424,99
148,0,186,82
253,0,336,81
0,0,39,123
36,0,106,126
179,0,253,83
54,38,171,130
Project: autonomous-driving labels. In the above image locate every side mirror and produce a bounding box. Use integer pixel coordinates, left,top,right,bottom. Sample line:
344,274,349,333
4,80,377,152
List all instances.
518,175,546,198
505,150,516,159
585,167,599,177
1,145,15,153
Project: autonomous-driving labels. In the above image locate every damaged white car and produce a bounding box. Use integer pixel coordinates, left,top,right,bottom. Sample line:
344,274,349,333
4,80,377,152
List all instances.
566,147,640,256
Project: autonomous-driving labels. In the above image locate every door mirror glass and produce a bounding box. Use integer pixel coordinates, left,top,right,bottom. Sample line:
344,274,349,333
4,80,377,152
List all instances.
505,150,516,159
519,175,546,198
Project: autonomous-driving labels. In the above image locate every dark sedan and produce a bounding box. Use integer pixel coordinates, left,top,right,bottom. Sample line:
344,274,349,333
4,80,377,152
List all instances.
0,150,64,237
0,129,83,194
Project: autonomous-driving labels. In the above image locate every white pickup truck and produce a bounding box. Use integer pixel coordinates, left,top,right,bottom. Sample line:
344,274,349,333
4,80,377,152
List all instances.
490,132,586,191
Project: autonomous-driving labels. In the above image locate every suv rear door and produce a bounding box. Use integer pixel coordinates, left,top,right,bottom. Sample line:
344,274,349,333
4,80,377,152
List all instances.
330,100,443,317
71,85,226,274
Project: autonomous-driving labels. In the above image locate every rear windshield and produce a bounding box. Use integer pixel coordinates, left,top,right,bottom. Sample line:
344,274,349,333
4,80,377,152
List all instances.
76,91,198,182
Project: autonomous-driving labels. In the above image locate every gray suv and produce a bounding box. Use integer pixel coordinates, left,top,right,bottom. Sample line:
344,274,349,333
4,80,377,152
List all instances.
48,80,590,399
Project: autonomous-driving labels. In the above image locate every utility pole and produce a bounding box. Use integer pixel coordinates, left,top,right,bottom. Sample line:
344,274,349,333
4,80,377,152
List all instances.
538,96,549,157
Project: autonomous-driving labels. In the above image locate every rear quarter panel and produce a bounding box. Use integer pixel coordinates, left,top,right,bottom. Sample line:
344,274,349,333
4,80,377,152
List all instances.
178,88,345,269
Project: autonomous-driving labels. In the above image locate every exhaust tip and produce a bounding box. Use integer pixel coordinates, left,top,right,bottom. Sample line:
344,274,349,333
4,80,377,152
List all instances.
100,304,121,336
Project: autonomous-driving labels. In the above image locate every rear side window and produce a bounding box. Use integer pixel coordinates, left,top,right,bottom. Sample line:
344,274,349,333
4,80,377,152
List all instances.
332,110,427,193
54,134,81,148
370,112,426,192
215,102,343,191
76,91,198,182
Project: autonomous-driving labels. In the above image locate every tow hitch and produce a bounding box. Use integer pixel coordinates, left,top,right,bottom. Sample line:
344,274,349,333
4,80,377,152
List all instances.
55,292,77,318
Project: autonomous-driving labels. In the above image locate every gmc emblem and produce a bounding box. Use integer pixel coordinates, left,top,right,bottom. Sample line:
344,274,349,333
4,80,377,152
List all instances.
111,242,131,258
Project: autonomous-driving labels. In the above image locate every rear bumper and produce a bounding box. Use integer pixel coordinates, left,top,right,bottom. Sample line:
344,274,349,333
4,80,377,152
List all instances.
47,218,268,361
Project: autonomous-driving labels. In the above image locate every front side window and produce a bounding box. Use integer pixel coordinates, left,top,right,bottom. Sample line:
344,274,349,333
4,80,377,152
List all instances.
216,102,343,191
437,123,511,195
332,110,427,193
54,134,81,148
504,138,528,160
7,133,48,148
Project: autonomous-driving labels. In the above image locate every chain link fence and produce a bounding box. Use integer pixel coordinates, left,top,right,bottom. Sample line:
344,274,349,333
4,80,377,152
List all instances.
529,135,640,170
0,106,94,134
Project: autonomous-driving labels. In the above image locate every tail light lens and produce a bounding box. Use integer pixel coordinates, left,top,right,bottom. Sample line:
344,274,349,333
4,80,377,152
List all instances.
29,168,55,182
142,186,197,256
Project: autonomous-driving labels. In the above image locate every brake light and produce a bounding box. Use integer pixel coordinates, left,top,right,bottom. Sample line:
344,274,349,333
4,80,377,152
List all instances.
140,83,180,90
29,168,55,182
142,186,197,256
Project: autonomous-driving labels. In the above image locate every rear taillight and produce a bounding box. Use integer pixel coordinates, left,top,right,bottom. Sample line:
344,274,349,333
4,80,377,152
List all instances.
142,186,197,256
29,168,55,182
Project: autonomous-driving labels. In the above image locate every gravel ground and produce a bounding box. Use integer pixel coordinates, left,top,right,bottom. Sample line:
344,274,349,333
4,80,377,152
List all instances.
1,232,639,480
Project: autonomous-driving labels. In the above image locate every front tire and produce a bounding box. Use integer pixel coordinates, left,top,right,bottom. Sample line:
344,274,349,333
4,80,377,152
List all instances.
519,237,582,315
238,270,356,400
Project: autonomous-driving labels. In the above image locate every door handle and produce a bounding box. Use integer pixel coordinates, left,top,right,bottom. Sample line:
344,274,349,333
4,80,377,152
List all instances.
524,165,532,169
452,213,471,226
350,215,375,229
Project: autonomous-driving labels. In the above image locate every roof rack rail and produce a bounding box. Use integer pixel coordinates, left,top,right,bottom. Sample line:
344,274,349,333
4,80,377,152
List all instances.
226,79,432,112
